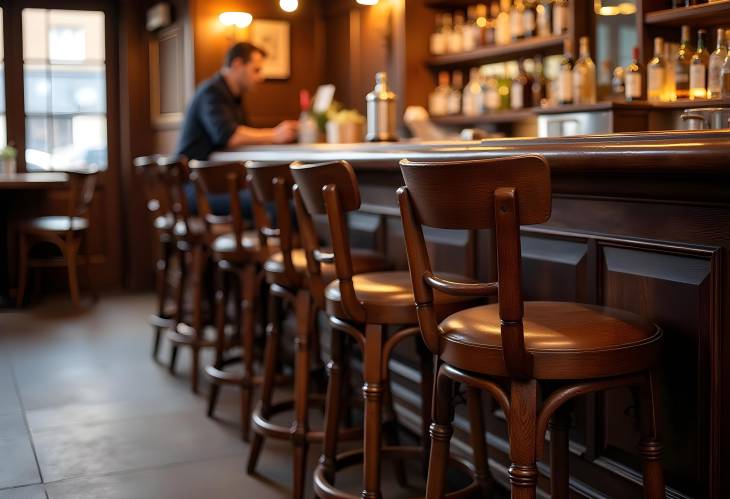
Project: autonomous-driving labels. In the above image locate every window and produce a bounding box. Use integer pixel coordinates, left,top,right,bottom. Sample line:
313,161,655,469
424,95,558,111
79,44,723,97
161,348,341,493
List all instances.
22,9,107,171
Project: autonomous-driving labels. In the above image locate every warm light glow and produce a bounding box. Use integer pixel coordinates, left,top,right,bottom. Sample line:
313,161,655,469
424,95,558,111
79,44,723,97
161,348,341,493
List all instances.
218,11,253,28
356,0,379,5
594,1,637,15
476,16,487,28
279,0,298,13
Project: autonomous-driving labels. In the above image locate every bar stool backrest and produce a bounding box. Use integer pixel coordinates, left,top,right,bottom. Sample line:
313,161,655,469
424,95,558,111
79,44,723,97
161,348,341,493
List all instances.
398,155,550,380
290,160,366,321
134,155,169,222
157,156,192,237
246,161,297,280
189,160,246,228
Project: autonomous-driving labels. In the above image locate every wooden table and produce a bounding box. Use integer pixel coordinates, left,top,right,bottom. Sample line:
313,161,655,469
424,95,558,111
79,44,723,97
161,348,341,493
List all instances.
0,172,69,306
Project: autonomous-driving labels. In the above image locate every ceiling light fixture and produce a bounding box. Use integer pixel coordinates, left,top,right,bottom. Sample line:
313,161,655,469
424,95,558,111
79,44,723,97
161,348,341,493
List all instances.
280,0,299,13
218,11,253,28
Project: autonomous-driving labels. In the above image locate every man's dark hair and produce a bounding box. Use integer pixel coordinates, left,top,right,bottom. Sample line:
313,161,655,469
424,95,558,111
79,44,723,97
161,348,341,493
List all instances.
224,42,267,67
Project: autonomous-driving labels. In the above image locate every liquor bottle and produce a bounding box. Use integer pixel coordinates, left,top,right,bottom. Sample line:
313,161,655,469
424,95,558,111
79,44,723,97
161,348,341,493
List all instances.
675,25,692,99
558,38,574,105
462,7,477,52
647,37,666,102
430,14,446,55
536,0,551,37
448,12,465,54
722,32,730,98
498,64,512,110
573,36,597,104
448,70,463,115
708,28,726,99
463,67,486,116
532,55,548,105
475,4,488,47
511,59,534,109
553,0,568,36
298,90,319,144
523,0,536,38
612,66,625,97
496,0,511,45
485,68,501,111
689,29,708,99
664,42,677,101
625,46,643,102
428,71,451,116
511,0,525,41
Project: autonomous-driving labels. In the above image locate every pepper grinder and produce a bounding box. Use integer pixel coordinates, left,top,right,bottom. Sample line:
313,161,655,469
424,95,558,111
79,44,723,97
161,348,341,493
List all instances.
366,72,398,142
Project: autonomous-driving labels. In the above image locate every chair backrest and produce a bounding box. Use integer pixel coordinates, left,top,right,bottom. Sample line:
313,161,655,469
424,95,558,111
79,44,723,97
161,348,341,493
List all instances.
246,161,297,279
134,154,169,221
290,160,365,320
156,156,192,234
398,155,550,380
189,160,246,227
66,169,99,221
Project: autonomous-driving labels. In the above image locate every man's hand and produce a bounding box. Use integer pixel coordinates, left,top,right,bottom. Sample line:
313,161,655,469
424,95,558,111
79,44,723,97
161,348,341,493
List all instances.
272,120,299,144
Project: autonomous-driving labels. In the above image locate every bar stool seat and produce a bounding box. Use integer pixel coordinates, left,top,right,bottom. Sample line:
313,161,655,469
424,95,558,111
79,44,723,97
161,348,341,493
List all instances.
439,301,662,379
210,230,264,255
265,248,386,287
21,216,89,233
325,271,482,324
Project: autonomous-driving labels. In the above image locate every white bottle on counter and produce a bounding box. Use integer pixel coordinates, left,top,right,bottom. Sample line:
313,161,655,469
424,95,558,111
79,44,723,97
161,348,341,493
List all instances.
298,90,319,144
463,68,486,116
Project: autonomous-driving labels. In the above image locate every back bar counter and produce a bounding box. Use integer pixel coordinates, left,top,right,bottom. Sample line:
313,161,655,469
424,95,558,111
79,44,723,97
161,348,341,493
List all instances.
213,130,730,499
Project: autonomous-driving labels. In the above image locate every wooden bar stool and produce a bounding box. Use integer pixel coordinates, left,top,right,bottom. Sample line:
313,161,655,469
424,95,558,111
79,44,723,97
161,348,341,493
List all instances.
245,161,381,499
135,155,177,361
190,160,270,440
16,169,99,308
397,155,665,499
291,160,489,499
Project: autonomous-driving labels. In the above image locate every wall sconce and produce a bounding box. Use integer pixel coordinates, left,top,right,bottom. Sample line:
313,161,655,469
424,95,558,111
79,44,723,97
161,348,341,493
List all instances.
593,1,637,16
219,11,253,41
356,0,379,5
279,0,298,13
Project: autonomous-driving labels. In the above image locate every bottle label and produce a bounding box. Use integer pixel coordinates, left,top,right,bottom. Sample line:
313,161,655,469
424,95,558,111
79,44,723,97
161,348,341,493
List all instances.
675,67,689,85
708,63,722,94
625,72,642,98
511,11,523,39
523,10,535,35
486,88,500,110
690,64,706,91
447,32,463,53
511,82,524,109
558,68,572,102
430,33,445,55
648,66,665,95
553,6,567,35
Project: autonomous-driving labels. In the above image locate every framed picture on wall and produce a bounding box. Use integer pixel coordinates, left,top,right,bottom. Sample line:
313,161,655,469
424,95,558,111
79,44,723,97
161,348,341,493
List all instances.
249,19,290,80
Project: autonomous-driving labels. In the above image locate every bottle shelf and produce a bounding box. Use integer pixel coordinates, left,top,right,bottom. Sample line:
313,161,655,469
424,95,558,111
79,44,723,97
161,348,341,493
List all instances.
644,0,730,27
427,35,566,68
431,108,537,125
424,0,480,10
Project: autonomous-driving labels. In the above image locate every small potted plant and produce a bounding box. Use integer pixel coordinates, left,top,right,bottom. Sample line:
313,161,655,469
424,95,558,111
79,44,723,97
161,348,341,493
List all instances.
0,144,17,175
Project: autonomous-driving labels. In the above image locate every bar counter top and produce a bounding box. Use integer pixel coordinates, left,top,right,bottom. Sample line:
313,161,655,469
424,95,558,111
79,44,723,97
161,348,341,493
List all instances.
217,129,730,498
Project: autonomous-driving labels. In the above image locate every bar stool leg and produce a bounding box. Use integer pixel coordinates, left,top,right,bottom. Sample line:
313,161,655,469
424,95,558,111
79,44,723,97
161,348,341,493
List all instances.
466,386,494,497
417,342,435,474
64,238,81,308
16,232,29,307
638,370,665,499
508,379,539,499
292,289,313,499
247,291,282,474
207,266,228,418
170,249,186,374
425,365,454,498
189,245,205,393
321,323,345,484
549,404,571,499
152,240,172,360
362,323,385,499
240,264,257,442
383,378,407,487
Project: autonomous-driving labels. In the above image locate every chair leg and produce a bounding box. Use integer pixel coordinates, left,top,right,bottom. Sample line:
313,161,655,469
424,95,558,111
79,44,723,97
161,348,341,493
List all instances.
417,341,435,474
638,371,665,499
321,320,345,484
466,386,495,496
362,323,385,499
425,365,454,499
152,240,171,360
247,291,282,475
240,264,257,443
508,379,539,499
170,249,187,374
383,377,407,487
292,289,314,499
64,239,81,308
16,232,29,307
79,235,97,302
549,403,571,499
207,266,228,418
189,245,205,393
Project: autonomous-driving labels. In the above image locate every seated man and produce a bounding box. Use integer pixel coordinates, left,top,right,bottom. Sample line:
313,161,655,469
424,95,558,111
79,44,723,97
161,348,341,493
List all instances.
175,41,298,218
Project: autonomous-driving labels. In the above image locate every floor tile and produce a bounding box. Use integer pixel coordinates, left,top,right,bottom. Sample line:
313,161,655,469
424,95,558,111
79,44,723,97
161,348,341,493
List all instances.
0,484,46,499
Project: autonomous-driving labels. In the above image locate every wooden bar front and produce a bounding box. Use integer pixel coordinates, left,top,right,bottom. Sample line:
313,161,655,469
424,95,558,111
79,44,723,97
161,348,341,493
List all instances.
213,130,730,499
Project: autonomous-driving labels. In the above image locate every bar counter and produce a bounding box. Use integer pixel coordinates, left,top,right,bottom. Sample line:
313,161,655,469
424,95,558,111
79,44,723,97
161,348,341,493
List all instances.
213,130,730,498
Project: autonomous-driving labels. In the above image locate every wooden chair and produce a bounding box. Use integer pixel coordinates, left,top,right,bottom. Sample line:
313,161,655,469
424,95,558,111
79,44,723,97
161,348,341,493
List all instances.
397,155,665,499
190,159,269,440
245,161,382,499
291,160,488,499
135,154,176,361
16,169,99,308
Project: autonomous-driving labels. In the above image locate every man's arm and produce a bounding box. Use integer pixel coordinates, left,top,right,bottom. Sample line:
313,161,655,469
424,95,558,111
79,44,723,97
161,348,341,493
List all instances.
226,121,299,147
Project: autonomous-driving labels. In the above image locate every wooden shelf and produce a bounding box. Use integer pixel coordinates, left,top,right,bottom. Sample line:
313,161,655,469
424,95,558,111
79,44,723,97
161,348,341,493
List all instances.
427,35,566,68
645,0,730,26
424,0,479,9
431,108,537,126
649,97,730,108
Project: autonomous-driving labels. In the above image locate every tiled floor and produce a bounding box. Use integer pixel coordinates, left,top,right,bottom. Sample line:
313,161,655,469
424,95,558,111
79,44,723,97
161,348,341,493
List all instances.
0,293,458,499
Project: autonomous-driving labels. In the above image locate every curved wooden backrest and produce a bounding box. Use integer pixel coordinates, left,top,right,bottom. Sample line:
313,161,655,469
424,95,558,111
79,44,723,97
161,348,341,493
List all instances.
188,160,246,225
290,160,365,320
66,169,99,221
246,161,293,203
398,155,551,380
289,160,361,215
134,155,168,219
156,156,192,232
399,155,550,229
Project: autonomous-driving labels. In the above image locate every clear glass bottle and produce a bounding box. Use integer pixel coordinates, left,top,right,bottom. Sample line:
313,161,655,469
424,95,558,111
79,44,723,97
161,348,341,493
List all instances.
475,4,489,47
486,1,499,45
532,55,548,106
573,36,597,104
625,46,643,102
552,0,568,36
485,68,501,111
462,7,478,52
428,71,451,116
511,0,525,42
675,25,692,99
536,0,551,37
558,38,574,105
430,14,446,55
498,64,511,110
689,29,708,100
448,12,465,54
463,67,486,116
298,89,319,144
708,28,726,99
511,59,534,109
448,70,463,115
496,0,511,45
612,66,625,97
664,42,677,101
647,37,666,102
523,0,536,38
721,34,730,98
